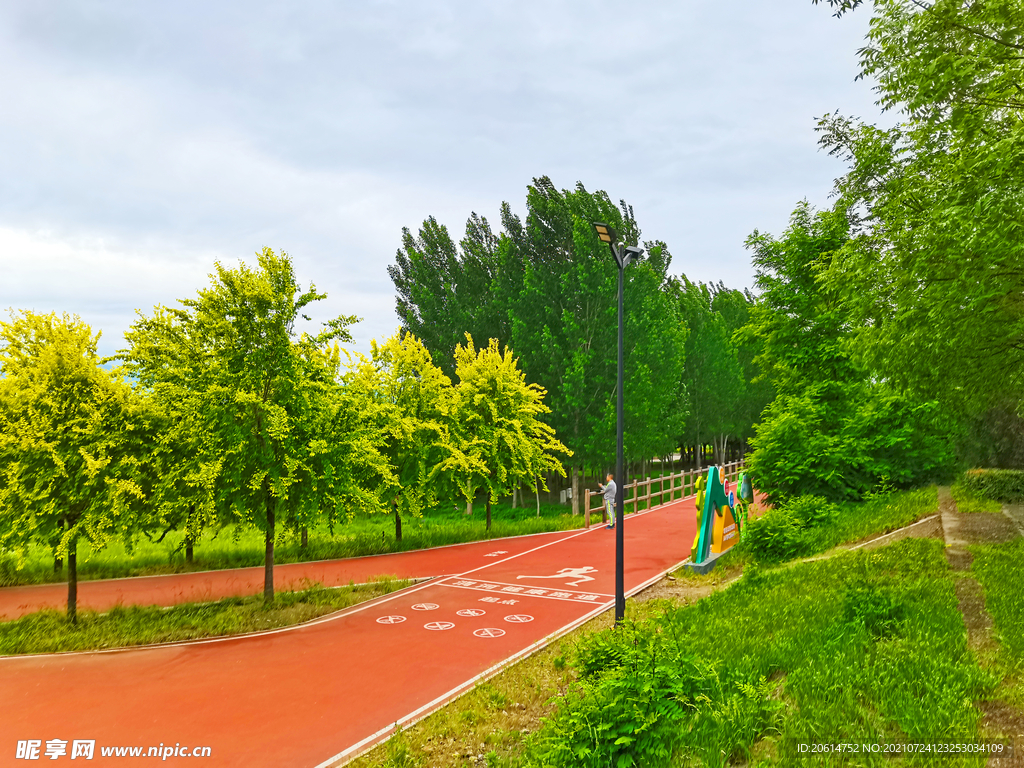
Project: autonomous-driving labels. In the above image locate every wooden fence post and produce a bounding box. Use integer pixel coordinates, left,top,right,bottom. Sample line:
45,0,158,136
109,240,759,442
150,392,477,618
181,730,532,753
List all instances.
584,489,591,528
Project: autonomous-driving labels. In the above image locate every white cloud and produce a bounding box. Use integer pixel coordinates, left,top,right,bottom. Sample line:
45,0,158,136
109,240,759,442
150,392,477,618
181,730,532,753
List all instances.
0,0,890,358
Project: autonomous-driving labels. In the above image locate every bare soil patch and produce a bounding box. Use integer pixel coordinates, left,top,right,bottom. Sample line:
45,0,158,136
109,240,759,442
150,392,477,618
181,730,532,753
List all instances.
955,577,996,652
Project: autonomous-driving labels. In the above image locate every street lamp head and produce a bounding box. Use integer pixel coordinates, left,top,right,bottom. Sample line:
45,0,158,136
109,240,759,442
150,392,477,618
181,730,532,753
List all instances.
592,221,619,245
623,245,645,267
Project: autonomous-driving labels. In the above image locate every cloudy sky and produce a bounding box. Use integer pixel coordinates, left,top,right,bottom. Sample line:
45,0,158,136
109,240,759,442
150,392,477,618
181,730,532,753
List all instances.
0,1,885,357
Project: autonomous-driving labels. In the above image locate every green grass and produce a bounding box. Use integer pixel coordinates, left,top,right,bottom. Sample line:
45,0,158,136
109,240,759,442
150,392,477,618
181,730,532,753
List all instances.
526,538,992,767
352,538,995,768
744,487,938,564
969,537,1024,708
0,576,410,655
0,499,585,588
951,482,1003,514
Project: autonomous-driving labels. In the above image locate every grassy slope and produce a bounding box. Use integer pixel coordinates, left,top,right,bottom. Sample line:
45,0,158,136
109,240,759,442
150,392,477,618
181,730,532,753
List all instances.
353,488,994,768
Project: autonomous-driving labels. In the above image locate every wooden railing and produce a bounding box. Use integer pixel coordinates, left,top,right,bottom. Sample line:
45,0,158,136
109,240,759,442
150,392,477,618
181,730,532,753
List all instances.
582,460,745,528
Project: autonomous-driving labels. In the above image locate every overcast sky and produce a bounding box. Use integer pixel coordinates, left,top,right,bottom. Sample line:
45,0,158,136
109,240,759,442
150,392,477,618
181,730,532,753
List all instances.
0,1,886,357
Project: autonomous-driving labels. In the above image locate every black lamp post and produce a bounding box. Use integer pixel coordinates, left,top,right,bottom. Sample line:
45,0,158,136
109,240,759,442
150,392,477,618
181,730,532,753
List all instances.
592,221,643,627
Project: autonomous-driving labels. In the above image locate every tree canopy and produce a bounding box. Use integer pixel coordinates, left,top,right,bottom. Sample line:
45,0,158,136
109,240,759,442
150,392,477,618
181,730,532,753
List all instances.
813,0,1024,413
120,248,361,603
0,311,157,619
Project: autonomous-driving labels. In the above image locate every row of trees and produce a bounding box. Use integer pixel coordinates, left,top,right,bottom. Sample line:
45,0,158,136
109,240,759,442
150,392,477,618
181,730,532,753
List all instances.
389,178,772,510
742,0,1024,501
0,250,567,618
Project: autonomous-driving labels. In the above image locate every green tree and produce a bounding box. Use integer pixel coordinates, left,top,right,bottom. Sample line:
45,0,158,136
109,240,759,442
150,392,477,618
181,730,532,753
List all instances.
510,178,686,506
711,284,775,457
389,177,688,508
450,335,570,529
813,0,1024,413
389,212,514,378
121,249,359,603
348,331,459,540
0,311,157,620
670,277,745,467
743,203,953,502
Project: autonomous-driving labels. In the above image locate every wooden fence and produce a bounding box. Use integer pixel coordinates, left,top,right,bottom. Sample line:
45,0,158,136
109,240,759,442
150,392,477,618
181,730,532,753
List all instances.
582,460,746,528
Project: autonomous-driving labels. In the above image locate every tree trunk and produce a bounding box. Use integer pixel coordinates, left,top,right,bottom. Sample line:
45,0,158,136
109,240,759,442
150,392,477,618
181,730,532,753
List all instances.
67,537,77,623
264,500,275,605
486,498,492,531
696,440,703,472
571,465,580,516
185,536,194,565
511,485,518,508
395,501,403,542
301,526,308,549
54,515,65,573
536,479,541,518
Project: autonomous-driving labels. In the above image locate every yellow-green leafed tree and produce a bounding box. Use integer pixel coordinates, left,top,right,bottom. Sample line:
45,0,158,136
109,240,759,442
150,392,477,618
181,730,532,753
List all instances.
348,332,461,541
120,249,365,604
0,311,158,621
452,335,569,530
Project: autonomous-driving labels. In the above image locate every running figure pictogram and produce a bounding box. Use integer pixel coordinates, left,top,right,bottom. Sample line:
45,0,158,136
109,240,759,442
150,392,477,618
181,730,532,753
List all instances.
517,566,597,587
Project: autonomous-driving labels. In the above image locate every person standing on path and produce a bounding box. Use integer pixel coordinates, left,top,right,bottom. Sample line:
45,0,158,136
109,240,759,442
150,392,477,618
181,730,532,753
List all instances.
598,473,617,529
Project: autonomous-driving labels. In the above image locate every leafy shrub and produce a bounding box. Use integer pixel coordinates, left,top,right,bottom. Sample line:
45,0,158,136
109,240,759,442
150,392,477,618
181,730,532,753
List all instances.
529,621,781,768
960,468,1024,503
748,383,955,505
785,495,838,528
743,508,809,563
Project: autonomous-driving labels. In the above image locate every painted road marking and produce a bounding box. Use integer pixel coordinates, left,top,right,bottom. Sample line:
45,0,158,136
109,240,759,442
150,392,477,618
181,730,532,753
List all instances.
456,609,486,617
424,621,455,631
441,577,612,604
411,603,439,611
473,628,506,638
375,615,406,625
484,551,509,557
517,566,597,587
503,614,534,624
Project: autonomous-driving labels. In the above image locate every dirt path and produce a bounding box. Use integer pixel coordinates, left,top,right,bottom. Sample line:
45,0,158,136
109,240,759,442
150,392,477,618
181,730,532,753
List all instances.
937,486,1024,766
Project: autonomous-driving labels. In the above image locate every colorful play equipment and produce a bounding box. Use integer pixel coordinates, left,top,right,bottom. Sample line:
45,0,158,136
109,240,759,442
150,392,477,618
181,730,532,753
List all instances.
686,465,749,574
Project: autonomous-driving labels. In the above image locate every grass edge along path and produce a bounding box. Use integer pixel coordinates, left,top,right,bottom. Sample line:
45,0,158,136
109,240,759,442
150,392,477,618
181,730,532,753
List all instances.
0,576,412,656
351,496,1002,768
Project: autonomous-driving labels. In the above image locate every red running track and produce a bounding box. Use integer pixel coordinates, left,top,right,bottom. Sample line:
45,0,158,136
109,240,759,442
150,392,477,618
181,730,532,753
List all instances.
0,496,712,767
0,528,600,620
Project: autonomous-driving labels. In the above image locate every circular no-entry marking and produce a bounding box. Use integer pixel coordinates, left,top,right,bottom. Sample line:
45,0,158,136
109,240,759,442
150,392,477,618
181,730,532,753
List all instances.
424,621,455,631
412,603,439,611
503,614,534,624
457,609,486,617
376,615,406,625
474,628,506,638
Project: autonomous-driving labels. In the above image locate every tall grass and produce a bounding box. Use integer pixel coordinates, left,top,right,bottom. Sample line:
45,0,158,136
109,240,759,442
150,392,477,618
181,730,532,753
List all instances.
951,482,1003,514
970,538,1024,708
744,486,938,564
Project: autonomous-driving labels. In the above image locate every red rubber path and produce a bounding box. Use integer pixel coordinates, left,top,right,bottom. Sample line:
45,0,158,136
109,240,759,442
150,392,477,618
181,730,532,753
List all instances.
0,495,728,767
0,528,595,620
